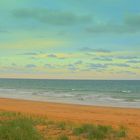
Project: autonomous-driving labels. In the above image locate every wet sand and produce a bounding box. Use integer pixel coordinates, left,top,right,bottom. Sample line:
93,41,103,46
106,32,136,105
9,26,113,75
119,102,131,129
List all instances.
0,98,140,138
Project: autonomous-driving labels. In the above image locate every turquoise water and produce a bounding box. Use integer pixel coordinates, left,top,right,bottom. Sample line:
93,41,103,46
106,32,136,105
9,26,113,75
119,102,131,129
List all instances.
0,79,140,108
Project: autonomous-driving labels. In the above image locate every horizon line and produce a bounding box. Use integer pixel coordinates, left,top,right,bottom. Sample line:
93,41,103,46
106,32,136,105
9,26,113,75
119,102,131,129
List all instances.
0,77,140,81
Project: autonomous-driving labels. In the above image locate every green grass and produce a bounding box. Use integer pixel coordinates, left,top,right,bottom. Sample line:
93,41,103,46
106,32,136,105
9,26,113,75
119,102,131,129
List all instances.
116,126,127,138
0,112,43,140
0,111,129,140
57,121,66,130
73,124,127,140
57,135,69,140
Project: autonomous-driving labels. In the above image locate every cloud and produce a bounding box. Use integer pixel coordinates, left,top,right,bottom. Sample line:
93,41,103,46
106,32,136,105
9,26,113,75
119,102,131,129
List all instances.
86,25,127,34
55,56,68,59
67,64,77,71
86,13,140,34
0,29,9,33
108,63,130,67
93,56,112,61
116,56,138,59
45,64,55,68
85,24,139,34
133,66,140,69
26,64,36,68
13,8,92,26
74,60,83,65
80,47,111,53
125,14,140,27
88,62,130,71
46,53,71,59
117,71,136,75
47,54,57,58
127,60,140,63
11,63,16,66
88,63,108,70
112,63,130,67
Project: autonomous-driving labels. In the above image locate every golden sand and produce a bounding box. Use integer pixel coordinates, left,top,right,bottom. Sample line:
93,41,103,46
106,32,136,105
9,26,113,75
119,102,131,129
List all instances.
0,98,140,138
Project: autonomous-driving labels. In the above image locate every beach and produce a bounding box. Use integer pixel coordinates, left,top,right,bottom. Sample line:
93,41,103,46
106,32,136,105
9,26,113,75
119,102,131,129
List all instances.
1,0,140,139
0,98,140,139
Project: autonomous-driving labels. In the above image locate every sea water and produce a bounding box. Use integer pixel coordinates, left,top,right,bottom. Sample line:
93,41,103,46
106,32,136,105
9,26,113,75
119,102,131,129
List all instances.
0,79,140,108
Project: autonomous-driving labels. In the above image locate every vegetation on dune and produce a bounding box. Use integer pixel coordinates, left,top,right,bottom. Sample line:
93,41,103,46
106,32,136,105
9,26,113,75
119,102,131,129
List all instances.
0,113,43,140
0,111,129,140
57,135,69,140
57,121,66,130
73,124,127,140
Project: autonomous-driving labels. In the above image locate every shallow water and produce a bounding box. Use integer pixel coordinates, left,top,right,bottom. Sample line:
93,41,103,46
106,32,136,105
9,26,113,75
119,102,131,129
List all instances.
0,79,140,108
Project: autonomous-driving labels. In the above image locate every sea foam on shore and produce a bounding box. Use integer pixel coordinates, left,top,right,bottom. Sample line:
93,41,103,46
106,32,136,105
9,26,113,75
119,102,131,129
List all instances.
0,79,140,108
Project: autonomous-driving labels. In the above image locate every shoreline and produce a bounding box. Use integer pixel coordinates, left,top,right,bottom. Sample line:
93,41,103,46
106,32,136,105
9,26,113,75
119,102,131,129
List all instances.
0,97,140,113
0,97,140,122
0,95,140,109
1,96,138,109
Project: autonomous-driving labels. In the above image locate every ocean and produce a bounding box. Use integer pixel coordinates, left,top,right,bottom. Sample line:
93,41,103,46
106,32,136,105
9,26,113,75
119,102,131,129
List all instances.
0,79,140,108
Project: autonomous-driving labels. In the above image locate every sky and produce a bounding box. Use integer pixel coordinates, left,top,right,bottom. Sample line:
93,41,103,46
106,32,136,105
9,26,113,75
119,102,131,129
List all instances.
0,0,140,79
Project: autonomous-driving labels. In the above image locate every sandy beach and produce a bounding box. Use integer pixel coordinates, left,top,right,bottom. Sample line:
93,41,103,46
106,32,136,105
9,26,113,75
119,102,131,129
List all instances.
0,98,140,139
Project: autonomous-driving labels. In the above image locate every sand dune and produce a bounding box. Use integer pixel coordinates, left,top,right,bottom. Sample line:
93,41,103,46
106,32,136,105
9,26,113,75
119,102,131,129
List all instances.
0,98,140,138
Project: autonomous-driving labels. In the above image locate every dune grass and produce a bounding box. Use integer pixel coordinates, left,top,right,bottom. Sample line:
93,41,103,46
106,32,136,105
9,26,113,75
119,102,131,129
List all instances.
73,124,127,140
0,112,43,140
57,135,69,140
0,118,43,140
57,121,66,130
0,111,128,140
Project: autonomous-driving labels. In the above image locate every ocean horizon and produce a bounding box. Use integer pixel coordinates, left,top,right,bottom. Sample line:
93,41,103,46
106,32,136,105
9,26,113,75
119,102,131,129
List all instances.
0,78,140,108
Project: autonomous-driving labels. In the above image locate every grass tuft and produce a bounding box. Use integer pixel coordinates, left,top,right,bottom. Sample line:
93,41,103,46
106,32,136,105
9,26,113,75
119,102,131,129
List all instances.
57,122,66,130
0,112,43,140
73,123,126,140
57,135,69,140
116,126,127,138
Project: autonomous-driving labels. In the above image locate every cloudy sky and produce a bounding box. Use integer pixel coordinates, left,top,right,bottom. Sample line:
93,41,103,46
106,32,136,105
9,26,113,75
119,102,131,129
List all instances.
0,0,140,79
